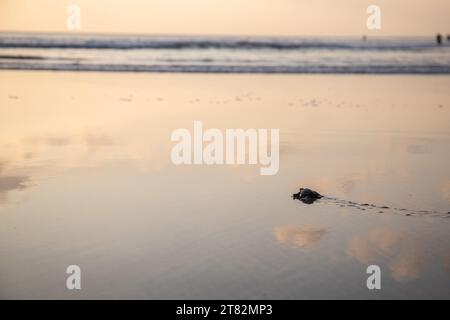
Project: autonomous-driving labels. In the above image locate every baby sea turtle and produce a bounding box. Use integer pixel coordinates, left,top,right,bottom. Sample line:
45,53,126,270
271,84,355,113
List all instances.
293,188,323,204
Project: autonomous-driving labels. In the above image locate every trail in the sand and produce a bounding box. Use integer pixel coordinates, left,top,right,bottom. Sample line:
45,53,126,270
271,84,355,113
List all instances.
317,196,450,218
293,189,449,218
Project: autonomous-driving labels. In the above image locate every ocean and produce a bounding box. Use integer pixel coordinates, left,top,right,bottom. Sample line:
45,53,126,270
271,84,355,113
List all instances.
1,33,450,74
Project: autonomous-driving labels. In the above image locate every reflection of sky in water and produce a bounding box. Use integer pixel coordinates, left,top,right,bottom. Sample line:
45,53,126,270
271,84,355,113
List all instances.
274,226,326,249
0,72,449,298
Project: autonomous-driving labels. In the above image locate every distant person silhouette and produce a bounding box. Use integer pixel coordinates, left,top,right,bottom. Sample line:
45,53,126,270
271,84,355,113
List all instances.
436,33,442,45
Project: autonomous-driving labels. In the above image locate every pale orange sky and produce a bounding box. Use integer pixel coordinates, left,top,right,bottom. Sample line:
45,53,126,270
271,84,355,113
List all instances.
0,0,449,36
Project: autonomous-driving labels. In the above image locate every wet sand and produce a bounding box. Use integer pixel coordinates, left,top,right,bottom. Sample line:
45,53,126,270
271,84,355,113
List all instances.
0,71,450,299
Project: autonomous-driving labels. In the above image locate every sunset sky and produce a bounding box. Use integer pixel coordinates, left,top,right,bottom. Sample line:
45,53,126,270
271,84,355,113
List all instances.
1,0,450,36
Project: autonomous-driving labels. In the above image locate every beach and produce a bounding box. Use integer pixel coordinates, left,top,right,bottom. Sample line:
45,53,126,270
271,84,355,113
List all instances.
1,70,449,299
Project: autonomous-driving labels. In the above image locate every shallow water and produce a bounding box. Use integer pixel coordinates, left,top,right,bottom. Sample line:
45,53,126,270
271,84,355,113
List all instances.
0,71,449,299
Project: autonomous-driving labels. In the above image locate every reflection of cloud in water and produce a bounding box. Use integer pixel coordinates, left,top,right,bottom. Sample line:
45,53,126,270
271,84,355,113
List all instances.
348,229,401,264
0,127,173,184
390,253,422,281
348,228,426,282
0,159,29,194
2,130,118,171
0,176,29,192
274,226,326,249
0,129,116,206
0,175,30,204
440,181,450,200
